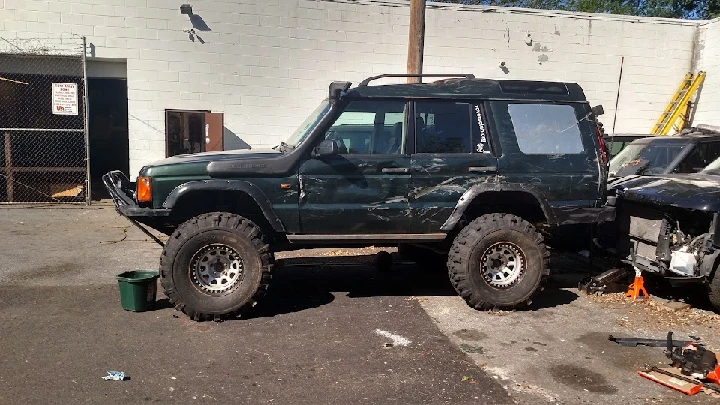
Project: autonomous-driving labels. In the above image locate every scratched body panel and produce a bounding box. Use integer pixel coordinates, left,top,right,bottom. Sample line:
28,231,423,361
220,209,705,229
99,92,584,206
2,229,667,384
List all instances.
410,154,497,233
489,100,604,212
497,156,600,208
252,176,301,233
298,155,410,234
498,152,601,207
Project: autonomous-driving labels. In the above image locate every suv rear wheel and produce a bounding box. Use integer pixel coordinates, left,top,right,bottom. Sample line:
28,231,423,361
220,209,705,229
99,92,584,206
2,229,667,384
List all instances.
447,213,548,310
160,212,273,321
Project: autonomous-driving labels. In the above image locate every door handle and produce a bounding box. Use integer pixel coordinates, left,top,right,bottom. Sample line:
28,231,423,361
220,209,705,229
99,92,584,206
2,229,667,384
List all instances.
469,166,497,173
381,167,410,173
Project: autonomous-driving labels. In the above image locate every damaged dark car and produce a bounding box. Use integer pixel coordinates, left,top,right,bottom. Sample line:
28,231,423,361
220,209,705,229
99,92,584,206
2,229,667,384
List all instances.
104,74,614,320
605,157,720,311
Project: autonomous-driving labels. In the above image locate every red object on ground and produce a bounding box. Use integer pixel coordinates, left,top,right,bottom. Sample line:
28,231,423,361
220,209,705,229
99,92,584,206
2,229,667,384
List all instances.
637,369,703,396
626,276,649,301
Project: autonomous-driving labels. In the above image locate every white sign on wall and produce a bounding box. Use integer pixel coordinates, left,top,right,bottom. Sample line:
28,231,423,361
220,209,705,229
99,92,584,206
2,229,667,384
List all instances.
51,83,78,115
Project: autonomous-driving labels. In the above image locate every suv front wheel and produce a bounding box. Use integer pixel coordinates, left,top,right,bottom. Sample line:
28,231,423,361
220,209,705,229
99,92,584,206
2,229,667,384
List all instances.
447,213,548,310
159,212,273,321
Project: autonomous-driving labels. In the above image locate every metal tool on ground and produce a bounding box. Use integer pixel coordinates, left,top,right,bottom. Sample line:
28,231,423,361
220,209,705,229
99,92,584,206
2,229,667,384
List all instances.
636,332,720,395
608,334,692,348
666,332,720,384
651,71,706,136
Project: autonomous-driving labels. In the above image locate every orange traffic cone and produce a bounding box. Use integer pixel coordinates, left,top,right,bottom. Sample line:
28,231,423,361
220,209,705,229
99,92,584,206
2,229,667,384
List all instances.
626,268,649,301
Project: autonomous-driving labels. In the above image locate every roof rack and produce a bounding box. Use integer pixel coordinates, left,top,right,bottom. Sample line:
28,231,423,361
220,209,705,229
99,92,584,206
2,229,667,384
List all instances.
358,73,475,87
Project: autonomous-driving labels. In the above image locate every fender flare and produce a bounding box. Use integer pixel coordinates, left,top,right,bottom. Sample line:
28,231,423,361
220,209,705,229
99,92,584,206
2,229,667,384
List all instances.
440,184,557,231
162,180,286,233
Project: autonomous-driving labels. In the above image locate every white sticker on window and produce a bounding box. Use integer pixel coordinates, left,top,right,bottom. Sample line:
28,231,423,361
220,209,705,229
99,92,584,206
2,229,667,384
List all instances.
474,105,489,153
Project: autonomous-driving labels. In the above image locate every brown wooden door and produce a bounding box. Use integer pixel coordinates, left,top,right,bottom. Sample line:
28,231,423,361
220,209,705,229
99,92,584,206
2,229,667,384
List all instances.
204,112,224,152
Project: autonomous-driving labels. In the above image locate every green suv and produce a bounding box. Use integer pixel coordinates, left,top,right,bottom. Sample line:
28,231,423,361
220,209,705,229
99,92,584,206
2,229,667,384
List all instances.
104,74,615,320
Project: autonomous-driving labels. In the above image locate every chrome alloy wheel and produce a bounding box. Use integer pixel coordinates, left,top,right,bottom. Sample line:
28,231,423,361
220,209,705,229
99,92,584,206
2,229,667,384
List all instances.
480,242,525,288
190,244,244,293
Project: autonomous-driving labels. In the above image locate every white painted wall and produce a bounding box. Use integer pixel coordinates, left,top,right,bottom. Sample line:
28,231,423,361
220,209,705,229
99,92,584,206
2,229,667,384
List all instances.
0,0,707,176
694,18,720,125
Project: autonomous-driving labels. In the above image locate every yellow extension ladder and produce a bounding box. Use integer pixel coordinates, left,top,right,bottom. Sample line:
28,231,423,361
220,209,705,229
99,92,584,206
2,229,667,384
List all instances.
651,71,706,135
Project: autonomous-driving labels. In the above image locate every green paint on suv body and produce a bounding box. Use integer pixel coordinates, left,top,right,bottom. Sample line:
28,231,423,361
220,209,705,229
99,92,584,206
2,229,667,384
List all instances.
104,77,615,242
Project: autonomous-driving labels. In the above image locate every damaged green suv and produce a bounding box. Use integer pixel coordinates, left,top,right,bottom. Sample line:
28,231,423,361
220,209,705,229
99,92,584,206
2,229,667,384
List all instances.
104,74,615,320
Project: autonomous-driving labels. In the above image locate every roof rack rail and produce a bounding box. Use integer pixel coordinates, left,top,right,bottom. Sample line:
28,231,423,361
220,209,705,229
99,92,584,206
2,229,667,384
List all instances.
358,73,475,87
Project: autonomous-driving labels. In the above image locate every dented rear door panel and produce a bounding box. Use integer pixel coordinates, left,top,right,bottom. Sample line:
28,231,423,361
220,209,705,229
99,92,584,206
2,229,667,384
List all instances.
487,101,603,216
410,154,497,233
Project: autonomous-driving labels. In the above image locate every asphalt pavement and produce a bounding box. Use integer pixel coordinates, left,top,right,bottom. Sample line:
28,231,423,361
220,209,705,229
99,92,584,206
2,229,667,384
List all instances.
2,204,719,404
0,204,511,404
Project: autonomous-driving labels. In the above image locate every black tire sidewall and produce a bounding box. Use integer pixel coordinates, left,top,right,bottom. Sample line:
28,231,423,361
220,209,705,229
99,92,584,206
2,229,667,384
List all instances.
171,228,263,315
465,228,543,306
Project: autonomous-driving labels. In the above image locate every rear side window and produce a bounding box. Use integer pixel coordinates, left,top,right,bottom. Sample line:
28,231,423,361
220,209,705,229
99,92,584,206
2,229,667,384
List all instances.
490,102,586,155
415,101,490,154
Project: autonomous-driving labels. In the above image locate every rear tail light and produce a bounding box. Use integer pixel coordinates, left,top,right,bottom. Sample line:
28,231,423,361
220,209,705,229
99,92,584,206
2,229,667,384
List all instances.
595,126,608,166
136,177,152,203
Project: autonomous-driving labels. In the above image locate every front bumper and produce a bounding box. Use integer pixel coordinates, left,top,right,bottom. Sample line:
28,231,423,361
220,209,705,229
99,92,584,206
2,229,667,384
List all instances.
102,171,170,218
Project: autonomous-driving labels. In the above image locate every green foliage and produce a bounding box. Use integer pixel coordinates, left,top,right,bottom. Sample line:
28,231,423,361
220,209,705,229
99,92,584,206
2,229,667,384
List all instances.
435,0,720,19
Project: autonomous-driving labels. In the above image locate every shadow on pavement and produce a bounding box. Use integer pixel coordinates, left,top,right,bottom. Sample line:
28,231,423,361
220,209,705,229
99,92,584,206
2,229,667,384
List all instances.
246,255,457,319
244,254,581,319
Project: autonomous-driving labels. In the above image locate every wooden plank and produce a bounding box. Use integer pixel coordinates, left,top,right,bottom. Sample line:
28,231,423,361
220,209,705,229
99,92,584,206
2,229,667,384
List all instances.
4,132,12,202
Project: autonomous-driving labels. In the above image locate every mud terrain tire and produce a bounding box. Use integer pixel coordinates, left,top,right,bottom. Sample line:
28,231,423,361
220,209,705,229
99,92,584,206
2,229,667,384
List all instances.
160,212,272,321
447,213,549,310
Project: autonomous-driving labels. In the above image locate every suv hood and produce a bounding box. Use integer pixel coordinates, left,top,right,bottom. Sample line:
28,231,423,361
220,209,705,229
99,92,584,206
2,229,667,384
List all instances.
141,149,281,177
613,173,720,212
152,149,280,166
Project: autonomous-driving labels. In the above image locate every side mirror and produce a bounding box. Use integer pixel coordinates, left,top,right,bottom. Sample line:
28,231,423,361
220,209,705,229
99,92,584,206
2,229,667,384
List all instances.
314,140,339,157
592,105,605,117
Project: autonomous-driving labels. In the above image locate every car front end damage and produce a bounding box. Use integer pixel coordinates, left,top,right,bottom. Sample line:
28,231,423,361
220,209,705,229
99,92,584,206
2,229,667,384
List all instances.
610,175,720,284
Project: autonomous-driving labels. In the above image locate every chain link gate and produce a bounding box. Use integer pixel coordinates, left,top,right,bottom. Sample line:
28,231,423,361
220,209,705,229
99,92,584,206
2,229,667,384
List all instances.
0,35,89,203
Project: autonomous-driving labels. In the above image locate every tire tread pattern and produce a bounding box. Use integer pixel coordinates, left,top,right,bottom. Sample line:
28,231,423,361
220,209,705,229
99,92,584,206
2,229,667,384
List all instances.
159,212,273,321
447,213,549,310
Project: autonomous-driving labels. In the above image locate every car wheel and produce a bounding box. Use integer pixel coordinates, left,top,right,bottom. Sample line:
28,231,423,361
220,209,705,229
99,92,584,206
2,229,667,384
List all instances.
447,213,549,310
160,212,273,321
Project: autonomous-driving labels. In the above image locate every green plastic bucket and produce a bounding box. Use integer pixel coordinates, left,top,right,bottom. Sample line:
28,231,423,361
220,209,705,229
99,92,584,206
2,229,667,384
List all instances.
116,270,159,312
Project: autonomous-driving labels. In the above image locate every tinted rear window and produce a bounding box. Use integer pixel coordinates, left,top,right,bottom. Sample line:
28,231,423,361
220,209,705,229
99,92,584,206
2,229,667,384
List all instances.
490,102,586,155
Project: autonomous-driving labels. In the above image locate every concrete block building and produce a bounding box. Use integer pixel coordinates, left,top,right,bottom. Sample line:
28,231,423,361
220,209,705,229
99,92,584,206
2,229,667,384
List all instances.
0,0,719,200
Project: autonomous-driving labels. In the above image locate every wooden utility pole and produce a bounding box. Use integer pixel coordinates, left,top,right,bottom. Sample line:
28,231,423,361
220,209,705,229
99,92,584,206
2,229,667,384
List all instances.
407,0,425,83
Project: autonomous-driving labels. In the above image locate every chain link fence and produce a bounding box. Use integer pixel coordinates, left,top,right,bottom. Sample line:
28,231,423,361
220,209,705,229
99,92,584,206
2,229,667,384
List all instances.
0,35,88,203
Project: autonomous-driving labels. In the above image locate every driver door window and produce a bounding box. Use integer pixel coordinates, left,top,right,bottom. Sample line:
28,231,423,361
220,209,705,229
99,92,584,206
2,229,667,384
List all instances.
323,100,407,155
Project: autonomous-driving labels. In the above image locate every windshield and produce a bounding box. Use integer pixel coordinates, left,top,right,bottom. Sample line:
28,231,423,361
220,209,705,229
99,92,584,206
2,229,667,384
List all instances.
609,139,690,176
283,100,330,148
702,156,720,174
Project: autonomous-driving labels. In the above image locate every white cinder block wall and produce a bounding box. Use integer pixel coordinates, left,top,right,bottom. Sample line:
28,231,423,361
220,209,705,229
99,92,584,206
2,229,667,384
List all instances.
0,0,710,176
423,5,698,133
694,18,720,124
